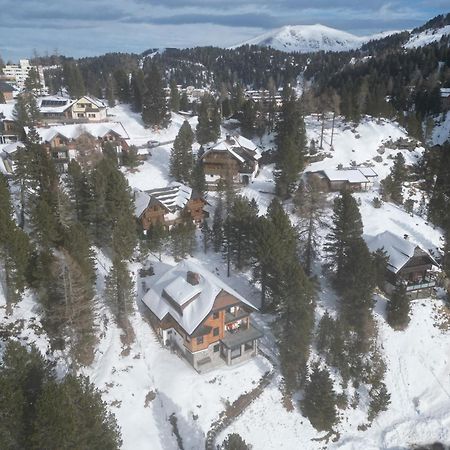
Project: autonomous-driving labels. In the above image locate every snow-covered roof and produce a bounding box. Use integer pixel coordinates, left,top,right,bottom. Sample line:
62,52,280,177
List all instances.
134,182,195,218
207,140,245,163
134,190,151,218
0,103,15,121
146,182,192,212
322,169,370,184
76,95,107,109
358,167,378,178
37,95,75,113
164,276,202,307
203,133,261,163
364,231,438,274
142,260,257,335
0,141,25,156
25,122,129,143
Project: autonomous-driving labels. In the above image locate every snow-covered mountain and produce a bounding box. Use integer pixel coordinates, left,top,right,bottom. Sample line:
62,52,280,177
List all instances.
233,24,398,53
404,24,450,49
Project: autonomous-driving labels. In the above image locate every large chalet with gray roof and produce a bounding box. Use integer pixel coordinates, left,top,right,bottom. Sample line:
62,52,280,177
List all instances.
142,260,263,373
201,133,262,188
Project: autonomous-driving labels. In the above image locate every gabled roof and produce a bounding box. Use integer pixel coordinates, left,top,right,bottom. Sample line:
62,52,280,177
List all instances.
202,133,262,164
322,169,370,184
0,141,25,156
37,95,75,114
25,122,129,143
364,231,439,274
75,95,107,109
142,260,257,335
134,182,195,218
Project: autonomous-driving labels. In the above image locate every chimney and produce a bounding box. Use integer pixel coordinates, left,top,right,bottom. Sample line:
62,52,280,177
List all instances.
186,271,200,286
225,134,235,145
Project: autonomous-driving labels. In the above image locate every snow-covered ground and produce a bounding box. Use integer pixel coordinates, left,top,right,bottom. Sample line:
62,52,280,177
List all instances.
404,25,450,49
2,106,449,450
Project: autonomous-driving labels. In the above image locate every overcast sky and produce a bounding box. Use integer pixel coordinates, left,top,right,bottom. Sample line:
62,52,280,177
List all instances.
0,0,447,61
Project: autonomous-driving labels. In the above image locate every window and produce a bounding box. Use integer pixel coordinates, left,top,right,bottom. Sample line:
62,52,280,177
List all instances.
212,312,219,320
230,346,241,359
244,341,254,352
213,327,219,337
213,344,220,353
196,336,204,345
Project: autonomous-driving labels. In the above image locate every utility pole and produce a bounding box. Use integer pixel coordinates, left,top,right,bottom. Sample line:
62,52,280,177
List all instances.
319,112,325,149
330,111,336,150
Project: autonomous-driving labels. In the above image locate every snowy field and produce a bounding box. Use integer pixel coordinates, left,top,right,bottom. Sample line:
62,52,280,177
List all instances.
1,106,449,450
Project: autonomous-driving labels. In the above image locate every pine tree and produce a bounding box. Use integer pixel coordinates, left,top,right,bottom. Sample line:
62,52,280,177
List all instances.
105,258,134,332
240,100,256,138
30,375,122,450
386,284,410,330
191,159,206,195
294,178,327,275
47,250,96,365
179,91,189,111
113,68,131,103
24,67,43,94
13,93,41,130
142,63,170,128
324,190,364,285
221,433,249,450
169,78,180,112
145,222,167,261
277,261,315,392
170,220,196,261
130,69,145,113
170,120,194,183
0,342,121,450
0,342,53,449
301,364,338,432
66,160,94,229
196,94,220,145
212,199,224,252
382,152,407,204
63,61,85,98
224,196,258,270
0,174,31,306
274,85,307,198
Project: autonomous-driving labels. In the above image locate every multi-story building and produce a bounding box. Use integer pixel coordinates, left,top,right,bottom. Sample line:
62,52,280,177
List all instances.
142,260,263,373
2,59,47,94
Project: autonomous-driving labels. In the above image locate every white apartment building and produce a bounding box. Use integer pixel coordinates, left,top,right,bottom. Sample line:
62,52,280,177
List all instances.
2,59,47,94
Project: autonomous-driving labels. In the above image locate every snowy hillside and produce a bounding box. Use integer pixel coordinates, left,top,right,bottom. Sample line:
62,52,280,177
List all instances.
2,105,449,450
405,24,450,49
233,24,399,53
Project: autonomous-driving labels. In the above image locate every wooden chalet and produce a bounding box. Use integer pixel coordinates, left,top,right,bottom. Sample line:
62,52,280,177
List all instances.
134,182,207,230
365,231,440,297
308,168,377,192
25,122,129,172
142,260,263,373
201,134,261,188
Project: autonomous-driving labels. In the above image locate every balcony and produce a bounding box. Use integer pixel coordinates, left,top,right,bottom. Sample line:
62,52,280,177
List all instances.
225,309,249,324
404,279,436,292
221,325,263,350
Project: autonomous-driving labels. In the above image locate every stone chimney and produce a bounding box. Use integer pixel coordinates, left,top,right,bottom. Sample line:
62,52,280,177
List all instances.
186,271,200,286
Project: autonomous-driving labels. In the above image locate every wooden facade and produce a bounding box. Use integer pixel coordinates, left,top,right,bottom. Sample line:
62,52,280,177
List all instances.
139,196,207,231
142,261,262,373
